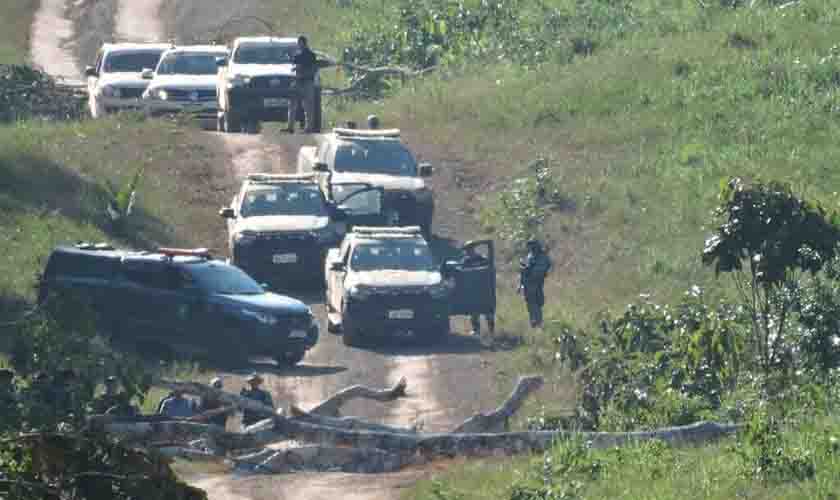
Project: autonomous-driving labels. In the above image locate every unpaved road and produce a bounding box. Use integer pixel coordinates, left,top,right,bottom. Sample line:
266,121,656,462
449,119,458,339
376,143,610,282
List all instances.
29,1,506,498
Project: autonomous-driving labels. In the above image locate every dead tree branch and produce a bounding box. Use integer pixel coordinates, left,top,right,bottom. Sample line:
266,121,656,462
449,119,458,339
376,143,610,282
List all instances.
305,376,408,417
452,376,544,433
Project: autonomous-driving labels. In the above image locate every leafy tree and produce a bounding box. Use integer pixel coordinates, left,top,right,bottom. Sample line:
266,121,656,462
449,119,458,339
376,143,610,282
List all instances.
702,177,840,381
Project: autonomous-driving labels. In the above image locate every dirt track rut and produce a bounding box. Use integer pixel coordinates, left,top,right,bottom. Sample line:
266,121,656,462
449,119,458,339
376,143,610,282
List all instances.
29,1,504,498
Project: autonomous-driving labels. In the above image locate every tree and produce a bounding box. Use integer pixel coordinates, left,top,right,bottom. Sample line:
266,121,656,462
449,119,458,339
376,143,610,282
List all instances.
702,177,840,382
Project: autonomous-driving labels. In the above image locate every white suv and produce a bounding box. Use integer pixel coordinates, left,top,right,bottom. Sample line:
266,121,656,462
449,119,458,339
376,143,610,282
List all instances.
216,36,322,133
141,45,229,127
85,43,172,118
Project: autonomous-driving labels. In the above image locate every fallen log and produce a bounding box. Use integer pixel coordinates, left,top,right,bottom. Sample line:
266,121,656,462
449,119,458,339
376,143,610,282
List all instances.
451,376,544,433
305,376,408,417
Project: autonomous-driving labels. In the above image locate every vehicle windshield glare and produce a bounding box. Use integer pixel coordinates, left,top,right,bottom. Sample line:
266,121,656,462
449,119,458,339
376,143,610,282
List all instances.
156,53,220,75
240,185,327,217
334,141,417,176
187,263,264,295
104,51,165,73
233,44,295,64
350,240,435,272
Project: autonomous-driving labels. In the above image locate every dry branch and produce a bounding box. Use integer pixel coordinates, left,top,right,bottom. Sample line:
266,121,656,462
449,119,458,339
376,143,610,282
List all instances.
305,376,408,417
452,376,544,433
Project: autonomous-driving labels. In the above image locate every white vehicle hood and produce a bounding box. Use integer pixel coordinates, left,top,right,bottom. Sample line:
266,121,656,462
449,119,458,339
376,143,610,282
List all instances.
330,172,425,192
234,215,329,233
229,63,295,78
97,72,149,88
148,74,217,90
347,270,442,288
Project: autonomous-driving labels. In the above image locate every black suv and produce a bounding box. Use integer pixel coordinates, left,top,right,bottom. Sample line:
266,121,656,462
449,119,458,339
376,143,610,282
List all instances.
38,243,319,365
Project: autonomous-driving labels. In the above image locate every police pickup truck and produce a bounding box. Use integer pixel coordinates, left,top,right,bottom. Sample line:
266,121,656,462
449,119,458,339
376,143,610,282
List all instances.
297,128,435,236
38,244,319,365
324,226,495,347
221,172,384,289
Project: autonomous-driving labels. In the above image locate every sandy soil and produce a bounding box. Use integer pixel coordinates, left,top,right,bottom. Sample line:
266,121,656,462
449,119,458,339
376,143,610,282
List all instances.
28,1,509,498
30,0,80,81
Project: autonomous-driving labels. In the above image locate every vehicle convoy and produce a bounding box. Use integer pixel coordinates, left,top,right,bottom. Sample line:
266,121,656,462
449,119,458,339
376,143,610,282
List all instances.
298,128,436,235
85,43,172,118
324,227,495,347
141,45,229,126
220,172,384,289
37,244,319,365
216,36,324,133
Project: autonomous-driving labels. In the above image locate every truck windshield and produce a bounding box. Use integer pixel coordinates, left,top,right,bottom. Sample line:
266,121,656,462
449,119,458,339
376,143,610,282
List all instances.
233,45,295,64
240,185,327,218
334,141,417,176
350,240,436,272
104,51,164,72
187,263,264,295
156,53,220,75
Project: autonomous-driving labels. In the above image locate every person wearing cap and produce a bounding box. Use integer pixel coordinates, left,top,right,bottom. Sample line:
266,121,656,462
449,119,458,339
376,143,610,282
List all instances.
240,374,273,428
158,387,197,419
193,377,234,428
0,369,20,430
288,35,319,134
366,114,380,129
89,376,136,417
460,246,495,336
518,239,552,328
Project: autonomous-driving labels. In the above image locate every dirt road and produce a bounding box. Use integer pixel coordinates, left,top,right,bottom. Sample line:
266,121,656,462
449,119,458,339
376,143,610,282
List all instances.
29,1,505,498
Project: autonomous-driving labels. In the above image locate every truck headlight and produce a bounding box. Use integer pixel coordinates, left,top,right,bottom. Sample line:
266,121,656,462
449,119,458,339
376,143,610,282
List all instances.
241,309,278,325
348,284,373,300
234,231,257,245
157,89,169,101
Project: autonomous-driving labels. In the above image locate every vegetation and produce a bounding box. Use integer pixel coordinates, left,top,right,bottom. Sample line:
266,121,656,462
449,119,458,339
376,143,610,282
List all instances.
0,0,37,64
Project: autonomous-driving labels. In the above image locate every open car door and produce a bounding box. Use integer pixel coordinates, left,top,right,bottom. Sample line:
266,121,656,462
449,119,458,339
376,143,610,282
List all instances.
445,240,496,317
330,183,385,228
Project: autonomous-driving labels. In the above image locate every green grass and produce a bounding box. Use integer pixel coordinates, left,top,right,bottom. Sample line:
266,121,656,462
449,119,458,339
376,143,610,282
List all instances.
406,419,840,500
0,0,38,64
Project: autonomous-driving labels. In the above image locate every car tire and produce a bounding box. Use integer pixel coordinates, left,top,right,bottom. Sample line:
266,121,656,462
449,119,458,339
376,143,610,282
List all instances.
245,119,261,135
276,350,305,366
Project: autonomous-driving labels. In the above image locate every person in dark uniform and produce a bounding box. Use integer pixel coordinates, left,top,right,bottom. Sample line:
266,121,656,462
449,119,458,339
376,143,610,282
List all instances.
158,388,197,419
89,376,137,417
0,369,20,430
240,373,274,429
53,369,82,424
366,114,380,129
461,246,495,336
194,376,234,429
288,35,318,133
518,239,552,328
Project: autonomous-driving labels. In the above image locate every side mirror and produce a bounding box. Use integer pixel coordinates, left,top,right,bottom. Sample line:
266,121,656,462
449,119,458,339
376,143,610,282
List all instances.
330,207,348,221
418,162,433,177
141,68,154,80
330,261,345,271
84,65,98,77
313,162,329,173
216,57,228,67
218,207,235,219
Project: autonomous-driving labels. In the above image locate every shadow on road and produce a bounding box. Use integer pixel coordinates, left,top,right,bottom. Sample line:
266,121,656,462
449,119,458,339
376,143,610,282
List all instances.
362,331,512,356
229,360,347,378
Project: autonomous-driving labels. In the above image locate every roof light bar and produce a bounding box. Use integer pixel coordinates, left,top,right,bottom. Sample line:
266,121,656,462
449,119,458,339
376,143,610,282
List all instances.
246,173,317,183
333,128,401,138
157,247,212,259
351,226,422,235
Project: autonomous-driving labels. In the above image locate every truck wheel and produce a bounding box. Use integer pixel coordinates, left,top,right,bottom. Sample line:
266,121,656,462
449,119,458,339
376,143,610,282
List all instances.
428,318,450,344
276,350,305,366
223,111,241,133
245,120,261,134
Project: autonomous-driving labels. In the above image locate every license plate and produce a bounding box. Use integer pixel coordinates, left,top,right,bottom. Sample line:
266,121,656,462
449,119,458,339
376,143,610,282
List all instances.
289,330,307,339
273,253,297,264
264,98,287,107
388,309,414,320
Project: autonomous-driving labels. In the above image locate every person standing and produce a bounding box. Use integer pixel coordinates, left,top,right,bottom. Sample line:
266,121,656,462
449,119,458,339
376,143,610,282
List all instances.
518,239,552,328
158,388,197,419
194,376,234,429
366,114,380,129
461,246,495,336
89,376,137,417
0,369,20,430
240,373,274,428
288,35,318,134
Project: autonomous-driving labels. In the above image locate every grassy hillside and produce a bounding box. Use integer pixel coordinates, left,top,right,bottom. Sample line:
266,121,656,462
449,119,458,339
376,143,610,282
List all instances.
0,0,38,63
0,117,231,321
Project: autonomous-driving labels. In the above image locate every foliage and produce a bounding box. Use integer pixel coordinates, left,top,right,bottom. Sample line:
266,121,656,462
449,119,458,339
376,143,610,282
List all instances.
104,166,144,229
0,433,206,500
794,256,840,378
0,65,86,122
703,177,840,380
733,407,817,483
481,158,568,246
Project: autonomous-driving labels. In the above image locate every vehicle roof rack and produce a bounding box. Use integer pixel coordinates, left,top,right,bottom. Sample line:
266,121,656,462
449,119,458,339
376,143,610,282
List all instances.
246,173,317,183
333,128,401,138
156,247,212,260
351,226,422,236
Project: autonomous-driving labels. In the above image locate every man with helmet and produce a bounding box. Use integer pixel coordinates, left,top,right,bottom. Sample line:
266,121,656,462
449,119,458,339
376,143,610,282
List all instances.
518,239,552,328
193,376,234,429
240,373,274,428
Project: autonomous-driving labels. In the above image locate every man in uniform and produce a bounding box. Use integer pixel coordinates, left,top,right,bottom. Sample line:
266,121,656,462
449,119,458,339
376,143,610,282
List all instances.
0,369,20,430
367,114,380,129
193,376,234,429
288,35,318,134
240,373,274,429
89,376,137,416
518,239,552,328
461,246,495,336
